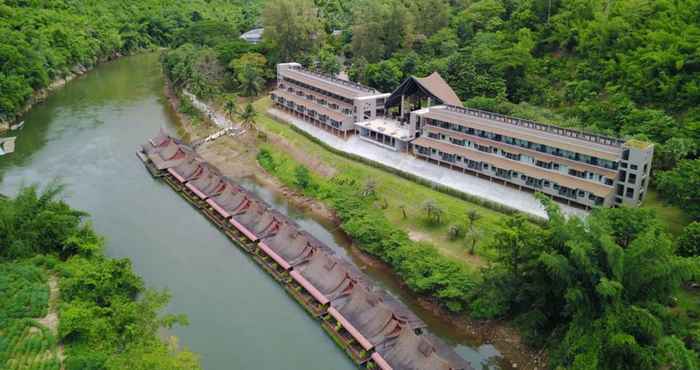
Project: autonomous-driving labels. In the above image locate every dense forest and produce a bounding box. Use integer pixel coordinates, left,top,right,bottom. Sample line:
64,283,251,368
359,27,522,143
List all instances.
0,184,200,369
0,0,262,123
3,0,700,369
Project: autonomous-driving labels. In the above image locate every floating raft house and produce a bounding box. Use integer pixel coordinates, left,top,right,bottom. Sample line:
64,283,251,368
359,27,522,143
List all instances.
137,132,473,370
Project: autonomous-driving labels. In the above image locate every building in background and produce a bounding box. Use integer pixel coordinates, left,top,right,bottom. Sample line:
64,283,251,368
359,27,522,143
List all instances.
240,28,264,44
271,62,653,209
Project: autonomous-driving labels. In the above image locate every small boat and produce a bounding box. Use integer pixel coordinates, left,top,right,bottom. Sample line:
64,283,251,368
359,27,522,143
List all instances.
0,137,17,156
10,121,24,130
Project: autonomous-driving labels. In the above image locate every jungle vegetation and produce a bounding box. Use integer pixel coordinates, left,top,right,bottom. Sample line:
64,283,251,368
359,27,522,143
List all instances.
4,0,700,369
0,184,200,369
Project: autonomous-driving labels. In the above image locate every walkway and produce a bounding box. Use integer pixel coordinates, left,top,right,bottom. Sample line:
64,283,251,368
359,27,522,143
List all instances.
183,90,233,129
268,108,588,219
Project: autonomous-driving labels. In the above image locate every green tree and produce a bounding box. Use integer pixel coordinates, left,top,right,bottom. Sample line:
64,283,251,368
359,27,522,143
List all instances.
350,0,415,62
657,159,700,220
316,48,340,76
238,103,257,131
262,0,324,62
223,94,239,122
237,64,264,97
294,165,312,189
677,222,700,257
421,199,443,224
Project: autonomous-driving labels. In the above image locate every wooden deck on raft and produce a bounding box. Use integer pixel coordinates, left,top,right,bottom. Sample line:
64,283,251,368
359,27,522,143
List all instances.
138,152,379,369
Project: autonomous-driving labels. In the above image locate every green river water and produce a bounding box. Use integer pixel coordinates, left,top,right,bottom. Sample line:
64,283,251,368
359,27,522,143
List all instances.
0,53,504,370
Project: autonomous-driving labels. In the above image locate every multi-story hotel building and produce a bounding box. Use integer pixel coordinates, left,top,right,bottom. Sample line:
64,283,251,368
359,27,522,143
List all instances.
271,63,389,137
409,105,653,209
271,62,653,209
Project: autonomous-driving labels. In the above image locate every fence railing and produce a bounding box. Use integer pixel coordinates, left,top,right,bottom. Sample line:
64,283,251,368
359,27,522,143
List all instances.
443,105,625,148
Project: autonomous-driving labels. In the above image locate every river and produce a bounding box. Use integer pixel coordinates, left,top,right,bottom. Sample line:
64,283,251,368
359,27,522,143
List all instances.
0,53,503,369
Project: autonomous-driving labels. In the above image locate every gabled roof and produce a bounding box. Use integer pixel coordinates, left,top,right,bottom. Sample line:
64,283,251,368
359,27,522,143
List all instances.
385,72,462,108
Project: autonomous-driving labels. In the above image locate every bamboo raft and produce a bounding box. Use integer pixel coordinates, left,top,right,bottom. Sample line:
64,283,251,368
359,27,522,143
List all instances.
137,130,472,370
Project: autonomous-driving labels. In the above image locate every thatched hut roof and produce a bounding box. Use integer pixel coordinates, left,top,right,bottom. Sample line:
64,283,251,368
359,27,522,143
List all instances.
295,251,355,300
187,165,225,197
375,326,471,370
169,156,206,183
332,285,406,347
231,198,270,239
260,222,319,267
148,141,190,170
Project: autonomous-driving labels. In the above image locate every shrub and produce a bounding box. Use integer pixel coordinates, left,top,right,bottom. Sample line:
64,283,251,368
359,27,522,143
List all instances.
293,165,312,189
447,224,463,240
677,222,700,257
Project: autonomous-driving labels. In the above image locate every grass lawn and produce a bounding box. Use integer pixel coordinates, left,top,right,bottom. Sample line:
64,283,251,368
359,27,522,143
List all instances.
641,188,691,236
253,97,508,267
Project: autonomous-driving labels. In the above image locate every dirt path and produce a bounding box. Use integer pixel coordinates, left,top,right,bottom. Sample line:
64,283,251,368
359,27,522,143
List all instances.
36,275,65,368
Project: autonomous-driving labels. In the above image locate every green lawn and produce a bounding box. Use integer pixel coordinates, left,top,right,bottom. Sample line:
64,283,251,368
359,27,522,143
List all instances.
641,188,690,236
253,97,507,266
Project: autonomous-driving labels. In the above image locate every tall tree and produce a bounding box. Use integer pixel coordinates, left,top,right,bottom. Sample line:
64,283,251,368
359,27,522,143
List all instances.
657,159,700,220
350,0,415,63
262,0,324,62
237,65,264,97
238,102,257,131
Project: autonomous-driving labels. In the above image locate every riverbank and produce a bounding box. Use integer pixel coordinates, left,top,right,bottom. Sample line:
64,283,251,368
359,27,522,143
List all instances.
164,82,545,369
0,49,150,133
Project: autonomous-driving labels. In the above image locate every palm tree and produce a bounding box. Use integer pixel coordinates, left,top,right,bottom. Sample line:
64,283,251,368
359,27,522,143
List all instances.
238,65,264,97
466,210,481,231
465,209,482,254
223,94,239,122
238,103,257,131
422,199,443,224
466,228,483,255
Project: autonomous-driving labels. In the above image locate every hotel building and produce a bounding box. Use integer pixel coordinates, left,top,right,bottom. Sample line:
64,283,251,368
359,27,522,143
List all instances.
271,62,653,210
409,105,653,209
271,63,389,137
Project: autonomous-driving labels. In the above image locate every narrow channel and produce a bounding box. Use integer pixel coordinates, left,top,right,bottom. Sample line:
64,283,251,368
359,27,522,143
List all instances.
0,53,502,369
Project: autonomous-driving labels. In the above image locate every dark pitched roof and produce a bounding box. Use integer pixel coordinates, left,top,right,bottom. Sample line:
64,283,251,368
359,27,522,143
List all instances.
385,72,462,108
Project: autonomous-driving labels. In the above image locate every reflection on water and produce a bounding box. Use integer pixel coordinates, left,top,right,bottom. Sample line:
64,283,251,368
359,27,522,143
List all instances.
239,177,504,369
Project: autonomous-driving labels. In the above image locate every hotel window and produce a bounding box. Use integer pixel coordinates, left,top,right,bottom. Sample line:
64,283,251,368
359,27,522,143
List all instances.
630,164,638,170
626,187,634,198
616,184,624,196
620,162,627,168
544,180,550,187
628,173,637,184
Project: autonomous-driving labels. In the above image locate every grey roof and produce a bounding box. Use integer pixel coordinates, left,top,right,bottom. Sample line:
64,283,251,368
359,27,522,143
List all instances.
375,327,460,370
209,183,247,210
332,285,406,346
240,28,264,43
296,250,355,299
261,221,319,266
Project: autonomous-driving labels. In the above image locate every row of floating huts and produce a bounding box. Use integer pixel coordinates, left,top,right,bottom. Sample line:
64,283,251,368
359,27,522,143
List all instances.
137,130,472,370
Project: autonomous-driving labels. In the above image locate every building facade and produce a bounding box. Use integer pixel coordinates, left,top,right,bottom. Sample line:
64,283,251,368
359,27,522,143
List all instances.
409,105,653,209
271,63,654,209
271,63,389,137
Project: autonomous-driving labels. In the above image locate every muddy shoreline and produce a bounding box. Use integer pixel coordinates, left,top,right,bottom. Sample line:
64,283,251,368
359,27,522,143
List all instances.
163,82,545,369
